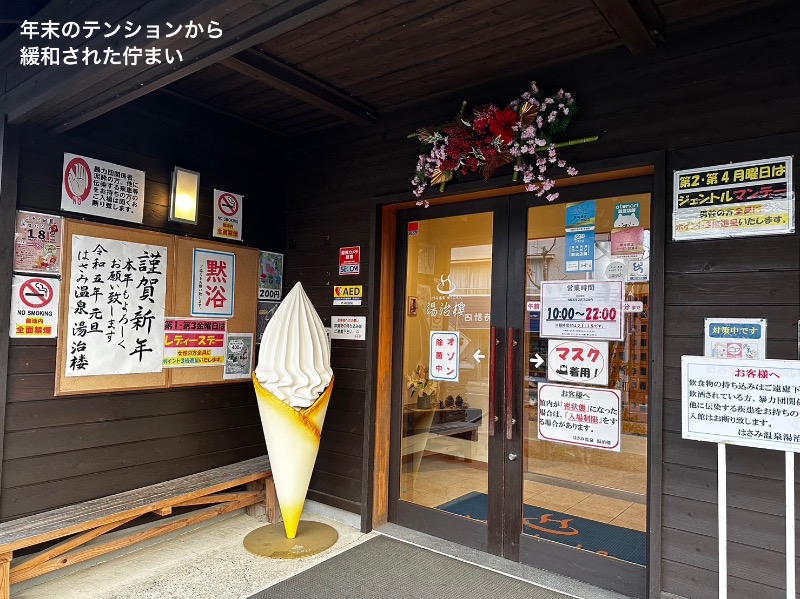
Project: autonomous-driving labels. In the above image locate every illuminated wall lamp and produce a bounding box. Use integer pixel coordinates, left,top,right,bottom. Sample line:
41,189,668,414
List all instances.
169,167,200,224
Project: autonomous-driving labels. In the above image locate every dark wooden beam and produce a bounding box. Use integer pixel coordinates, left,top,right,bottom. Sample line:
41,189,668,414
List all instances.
0,0,360,132
591,0,658,54
0,116,20,493
157,88,286,138
220,50,377,126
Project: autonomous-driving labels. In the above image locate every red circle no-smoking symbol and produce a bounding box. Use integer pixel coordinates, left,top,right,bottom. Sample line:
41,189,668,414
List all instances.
64,157,92,205
218,193,239,217
20,278,54,309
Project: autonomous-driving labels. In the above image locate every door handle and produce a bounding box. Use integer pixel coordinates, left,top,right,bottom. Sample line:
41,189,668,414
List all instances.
506,327,515,440
488,326,498,436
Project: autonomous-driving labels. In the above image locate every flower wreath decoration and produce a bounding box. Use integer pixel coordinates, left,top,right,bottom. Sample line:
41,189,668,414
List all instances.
410,81,596,207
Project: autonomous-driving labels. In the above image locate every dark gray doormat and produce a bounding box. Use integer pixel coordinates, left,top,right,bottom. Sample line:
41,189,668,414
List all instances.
247,535,574,599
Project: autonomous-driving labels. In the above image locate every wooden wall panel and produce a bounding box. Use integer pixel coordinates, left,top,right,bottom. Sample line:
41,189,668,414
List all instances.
280,5,800,597
1,96,283,521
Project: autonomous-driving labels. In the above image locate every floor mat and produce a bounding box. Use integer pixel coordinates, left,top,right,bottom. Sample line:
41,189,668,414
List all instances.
438,491,646,565
247,535,576,599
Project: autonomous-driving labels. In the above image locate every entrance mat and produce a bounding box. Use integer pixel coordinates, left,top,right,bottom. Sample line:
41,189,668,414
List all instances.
247,535,574,599
438,491,646,565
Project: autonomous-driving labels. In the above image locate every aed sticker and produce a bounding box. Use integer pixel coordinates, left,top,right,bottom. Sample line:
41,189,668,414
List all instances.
334,285,363,306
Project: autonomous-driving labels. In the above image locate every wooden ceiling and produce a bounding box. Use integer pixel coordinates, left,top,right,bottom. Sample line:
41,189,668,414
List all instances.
0,0,787,137
163,0,784,137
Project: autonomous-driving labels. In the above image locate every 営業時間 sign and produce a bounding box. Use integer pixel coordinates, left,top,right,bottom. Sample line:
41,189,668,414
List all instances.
673,156,794,240
540,280,624,341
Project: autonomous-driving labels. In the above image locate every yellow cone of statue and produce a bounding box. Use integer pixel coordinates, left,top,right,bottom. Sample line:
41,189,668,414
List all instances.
253,281,334,540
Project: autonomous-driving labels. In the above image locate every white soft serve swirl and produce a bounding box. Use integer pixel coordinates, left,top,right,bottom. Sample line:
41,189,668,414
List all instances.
255,281,333,409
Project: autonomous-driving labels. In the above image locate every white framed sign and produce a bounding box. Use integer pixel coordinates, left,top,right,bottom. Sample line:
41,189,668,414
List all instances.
538,383,621,451
547,339,609,386
682,355,800,452
65,236,167,376
191,248,235,318
61,153,145,224
330,316,366,340
429,330,460,382
540,280,624,341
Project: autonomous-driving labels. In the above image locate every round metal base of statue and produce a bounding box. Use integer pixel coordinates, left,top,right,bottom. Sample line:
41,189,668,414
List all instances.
243,521,338,559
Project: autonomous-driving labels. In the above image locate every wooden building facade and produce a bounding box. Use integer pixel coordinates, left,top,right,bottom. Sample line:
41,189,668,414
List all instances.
1,2,799,598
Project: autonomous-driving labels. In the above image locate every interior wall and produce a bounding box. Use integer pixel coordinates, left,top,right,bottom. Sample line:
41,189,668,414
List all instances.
1,93,285,520
283,6,800,598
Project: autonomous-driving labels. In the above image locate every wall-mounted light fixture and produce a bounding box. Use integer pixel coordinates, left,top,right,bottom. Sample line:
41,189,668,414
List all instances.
169,167,200,224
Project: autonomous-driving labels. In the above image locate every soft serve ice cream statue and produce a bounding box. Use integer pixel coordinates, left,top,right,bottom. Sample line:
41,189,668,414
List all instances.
253,282,334,539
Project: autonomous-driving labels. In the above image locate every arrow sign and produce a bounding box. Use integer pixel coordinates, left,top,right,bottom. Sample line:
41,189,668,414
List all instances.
530,353,544,368
473,349,485,364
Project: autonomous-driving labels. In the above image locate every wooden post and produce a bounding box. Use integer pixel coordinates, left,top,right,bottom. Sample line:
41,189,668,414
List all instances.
245,478,266,519
0,551,12,599
264,476,280,524
0,117,20,500
246,476,280,523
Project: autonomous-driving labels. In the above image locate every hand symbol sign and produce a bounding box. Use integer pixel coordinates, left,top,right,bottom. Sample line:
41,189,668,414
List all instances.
67,162,89,201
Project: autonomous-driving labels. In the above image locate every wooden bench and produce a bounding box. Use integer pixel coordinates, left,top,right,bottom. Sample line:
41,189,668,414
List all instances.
0,455,276,598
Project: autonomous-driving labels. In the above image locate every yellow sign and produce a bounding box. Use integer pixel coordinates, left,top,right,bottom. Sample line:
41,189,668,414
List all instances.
334,285,362,298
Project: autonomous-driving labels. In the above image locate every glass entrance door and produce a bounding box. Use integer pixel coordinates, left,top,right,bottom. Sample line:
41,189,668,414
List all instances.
389,180,652,597
390,198,508,554
515,186,650,596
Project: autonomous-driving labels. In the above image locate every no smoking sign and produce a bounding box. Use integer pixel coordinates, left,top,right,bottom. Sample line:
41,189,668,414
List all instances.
213,189,243,241
11,275,60,338
20,278,53,308
217,193,239,216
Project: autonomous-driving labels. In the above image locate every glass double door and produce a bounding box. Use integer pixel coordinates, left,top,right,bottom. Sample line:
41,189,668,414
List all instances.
390,181,651,597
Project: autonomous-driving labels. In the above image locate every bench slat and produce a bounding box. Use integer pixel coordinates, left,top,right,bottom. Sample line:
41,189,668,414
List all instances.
0,456,270,552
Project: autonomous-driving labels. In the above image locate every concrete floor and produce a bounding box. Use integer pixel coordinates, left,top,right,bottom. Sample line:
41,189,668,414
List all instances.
12,501,635,599
13,504,371,599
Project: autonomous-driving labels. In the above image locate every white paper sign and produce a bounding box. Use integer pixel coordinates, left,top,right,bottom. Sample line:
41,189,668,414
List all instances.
547,339,609,386
61,153,145,224
704,318,766,360
213,189,243,241
682,356,800,451
430,331,460,381
65,235,167,376
224,333,253,379
540,280,624,341
10,275,59,338
191,248,235,318
538,383,621,451
330,316,366,340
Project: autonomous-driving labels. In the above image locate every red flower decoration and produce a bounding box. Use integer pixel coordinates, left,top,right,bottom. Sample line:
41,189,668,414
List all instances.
489,108,518,144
